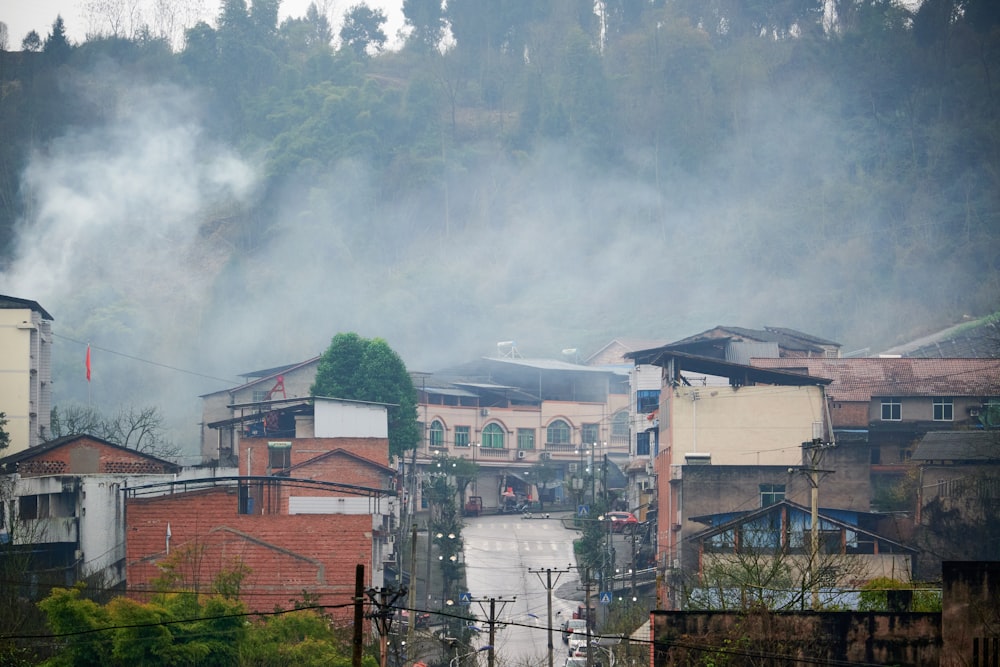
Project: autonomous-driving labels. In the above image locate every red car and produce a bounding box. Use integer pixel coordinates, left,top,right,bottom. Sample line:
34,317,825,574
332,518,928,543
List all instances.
605,511,638,533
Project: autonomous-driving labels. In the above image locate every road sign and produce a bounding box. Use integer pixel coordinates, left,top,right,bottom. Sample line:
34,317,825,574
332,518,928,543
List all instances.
578,505,589,516
459,592,472,605
599,591,612,605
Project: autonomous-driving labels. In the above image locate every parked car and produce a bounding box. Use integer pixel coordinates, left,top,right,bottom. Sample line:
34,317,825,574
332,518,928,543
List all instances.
568,636,589,656
605,511,638,533
561,618,588,643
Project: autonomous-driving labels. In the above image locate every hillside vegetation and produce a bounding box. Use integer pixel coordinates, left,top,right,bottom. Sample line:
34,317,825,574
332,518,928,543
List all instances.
1,0,998,363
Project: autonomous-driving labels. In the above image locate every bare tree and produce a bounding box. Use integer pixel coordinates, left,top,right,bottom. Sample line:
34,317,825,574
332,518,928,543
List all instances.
49,404,180,461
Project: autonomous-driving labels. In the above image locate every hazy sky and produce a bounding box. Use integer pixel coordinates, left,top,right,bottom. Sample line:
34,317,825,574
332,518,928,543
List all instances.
1,0,406,48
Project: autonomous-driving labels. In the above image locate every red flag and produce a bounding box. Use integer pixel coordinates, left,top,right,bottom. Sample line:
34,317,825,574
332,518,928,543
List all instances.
86,345,91,382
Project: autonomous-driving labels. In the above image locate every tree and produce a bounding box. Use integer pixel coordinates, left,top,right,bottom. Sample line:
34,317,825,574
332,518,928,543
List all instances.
529,459,559,511
402,0,445,53
340,4,387,58
446,455,480,513
48,404,180,461
43,15,72,63
21,30,42,52
311,333,419,459
0,468,48,665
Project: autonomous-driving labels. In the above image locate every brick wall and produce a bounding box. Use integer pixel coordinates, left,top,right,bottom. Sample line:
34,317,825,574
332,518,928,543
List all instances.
17,438,175,476
241,437,390,477
127,485,372,619
653,610,941,665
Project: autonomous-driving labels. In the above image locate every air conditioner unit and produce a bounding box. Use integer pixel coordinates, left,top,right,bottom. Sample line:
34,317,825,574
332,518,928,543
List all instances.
480,408,490,417
517,450,526,459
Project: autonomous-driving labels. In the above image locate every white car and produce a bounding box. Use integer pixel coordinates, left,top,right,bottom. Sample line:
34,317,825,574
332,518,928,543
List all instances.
568,636,589,657
561,618,588,643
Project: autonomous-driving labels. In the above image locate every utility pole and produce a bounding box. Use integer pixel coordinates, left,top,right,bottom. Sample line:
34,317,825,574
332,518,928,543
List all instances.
583,568,593,667
471,596,515,667
353,565,365,667
407,523,418,649
799,437,835,611
365,583,407,667
530,567,571,667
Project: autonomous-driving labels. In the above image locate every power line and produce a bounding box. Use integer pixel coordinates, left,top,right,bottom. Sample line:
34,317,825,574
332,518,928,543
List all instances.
51,332,241,385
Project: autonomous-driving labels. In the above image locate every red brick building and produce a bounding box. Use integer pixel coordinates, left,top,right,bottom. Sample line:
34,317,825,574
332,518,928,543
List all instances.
126,433,398,618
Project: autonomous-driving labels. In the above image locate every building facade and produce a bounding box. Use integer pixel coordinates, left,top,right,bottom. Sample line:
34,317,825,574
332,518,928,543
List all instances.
0,295,54,453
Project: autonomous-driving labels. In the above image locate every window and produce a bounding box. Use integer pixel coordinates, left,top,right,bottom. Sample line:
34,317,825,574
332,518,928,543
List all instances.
760,484,785,507
19,495,40,520
482,423,505,449
581,423,599,446
636,431,651,456
611,411,629,438
454,426,470,448
268,441,291,470
933,397,953,421
547,419,571,445
429,420,445,447
252,390,269,403
636,389,660,413
517,428,535,450
881,398,901,421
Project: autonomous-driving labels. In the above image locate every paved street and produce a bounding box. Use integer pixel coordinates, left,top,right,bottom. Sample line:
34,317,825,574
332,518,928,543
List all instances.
461,513,583,667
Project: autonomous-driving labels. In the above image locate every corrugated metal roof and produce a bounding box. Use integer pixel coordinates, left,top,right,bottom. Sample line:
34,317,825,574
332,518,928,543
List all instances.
751,358,1000,401
484,356,627,374
879,314,999,358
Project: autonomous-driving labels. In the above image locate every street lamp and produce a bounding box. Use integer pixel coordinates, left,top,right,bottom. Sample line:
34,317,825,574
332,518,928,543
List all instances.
450,645,493,667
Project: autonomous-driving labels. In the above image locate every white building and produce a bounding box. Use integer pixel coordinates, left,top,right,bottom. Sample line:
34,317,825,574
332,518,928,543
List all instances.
0,295,54,453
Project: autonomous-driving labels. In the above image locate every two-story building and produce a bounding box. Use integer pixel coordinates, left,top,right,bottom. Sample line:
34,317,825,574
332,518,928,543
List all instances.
0,434,182,589
413,354,630,511
748,357,1000,511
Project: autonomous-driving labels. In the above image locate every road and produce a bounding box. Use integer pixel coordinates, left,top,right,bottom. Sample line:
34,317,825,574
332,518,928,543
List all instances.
461,513,583,667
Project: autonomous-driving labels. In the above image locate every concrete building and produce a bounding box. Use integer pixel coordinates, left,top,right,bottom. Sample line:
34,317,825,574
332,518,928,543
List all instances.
0,434,183,588
412,355,630,512
199,357,320,465
0,295,54,453
622,349,835,608
749,357,1000,511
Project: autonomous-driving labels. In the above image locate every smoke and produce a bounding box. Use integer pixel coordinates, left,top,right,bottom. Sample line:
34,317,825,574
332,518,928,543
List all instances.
1,50,989,460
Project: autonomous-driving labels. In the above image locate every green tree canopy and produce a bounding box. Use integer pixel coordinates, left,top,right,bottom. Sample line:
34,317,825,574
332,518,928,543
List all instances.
311,333,419,459
340,4,388,58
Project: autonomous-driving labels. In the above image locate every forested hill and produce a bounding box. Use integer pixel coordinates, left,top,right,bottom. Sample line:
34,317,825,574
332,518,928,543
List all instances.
0,0,998,388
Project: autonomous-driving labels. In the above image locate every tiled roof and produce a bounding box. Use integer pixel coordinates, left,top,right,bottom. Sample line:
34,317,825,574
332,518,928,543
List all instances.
751,358,1000,401
912,431,999,461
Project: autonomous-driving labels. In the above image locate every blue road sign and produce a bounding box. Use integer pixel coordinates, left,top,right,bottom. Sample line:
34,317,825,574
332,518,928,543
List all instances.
599,591,612,605
578,505,589,516
459,592,472,605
